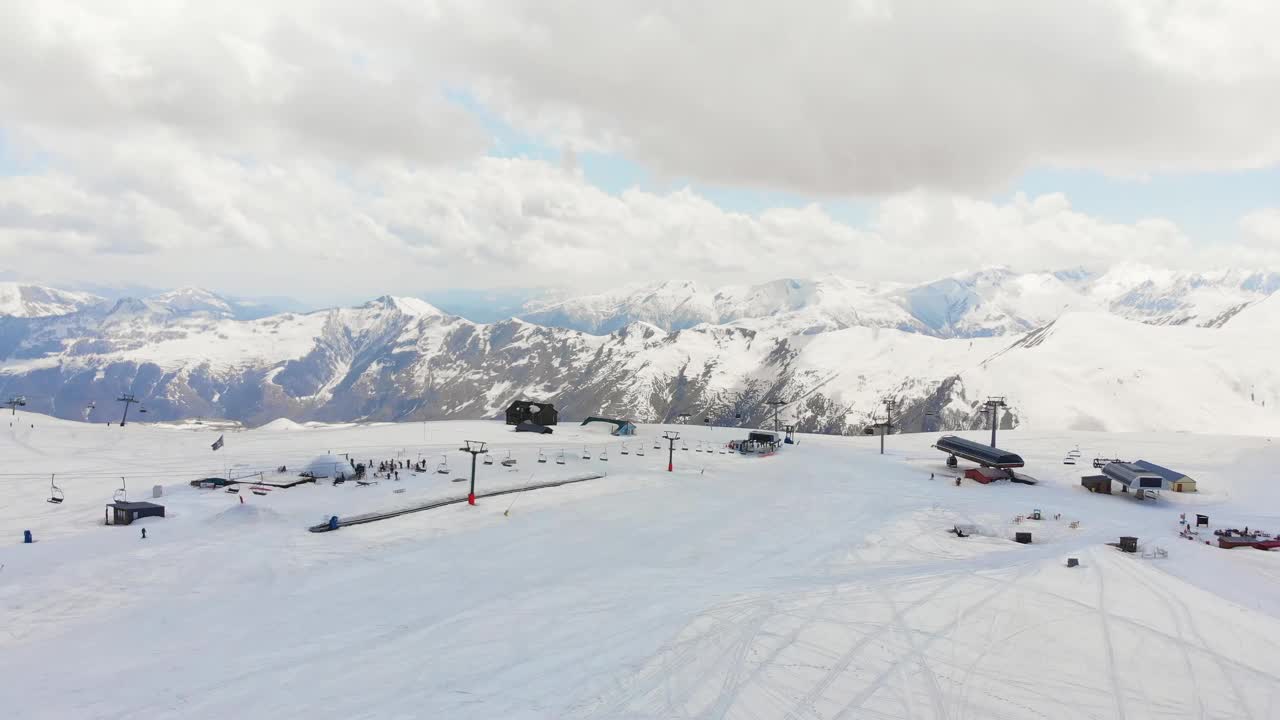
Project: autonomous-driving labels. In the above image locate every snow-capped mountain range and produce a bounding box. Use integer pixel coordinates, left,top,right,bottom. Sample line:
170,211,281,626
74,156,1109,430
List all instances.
518,266,1280,337
0,266,1275,435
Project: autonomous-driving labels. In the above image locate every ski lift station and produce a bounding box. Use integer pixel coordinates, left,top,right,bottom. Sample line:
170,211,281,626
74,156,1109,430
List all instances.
104,501,165,526
580,417,636,436
933,435,1025,469
1100,462,1165,499
1132,460,1197,492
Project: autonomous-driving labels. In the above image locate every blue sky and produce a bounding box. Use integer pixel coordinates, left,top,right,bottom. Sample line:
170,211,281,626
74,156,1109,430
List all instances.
450,89,1273,246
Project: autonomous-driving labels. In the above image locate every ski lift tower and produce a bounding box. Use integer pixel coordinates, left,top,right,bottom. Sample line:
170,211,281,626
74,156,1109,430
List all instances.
5,396,27,415
766,399,786,431
459,440,488,506
982,396,1009,448
872,397,897,455
662,431,680,472
116,393,139,427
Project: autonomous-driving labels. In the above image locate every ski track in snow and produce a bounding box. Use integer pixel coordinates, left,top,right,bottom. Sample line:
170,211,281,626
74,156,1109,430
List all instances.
2,416,1280,719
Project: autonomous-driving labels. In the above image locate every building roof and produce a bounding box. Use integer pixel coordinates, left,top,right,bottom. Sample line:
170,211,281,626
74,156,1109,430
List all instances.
934,435,1025,468
508,400,554,409
107,501,165,511
1101,462,1164,487
1133,460,1192,482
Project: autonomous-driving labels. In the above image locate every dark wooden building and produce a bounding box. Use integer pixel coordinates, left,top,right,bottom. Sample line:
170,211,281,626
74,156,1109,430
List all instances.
105,501,166,526
505,401,558,427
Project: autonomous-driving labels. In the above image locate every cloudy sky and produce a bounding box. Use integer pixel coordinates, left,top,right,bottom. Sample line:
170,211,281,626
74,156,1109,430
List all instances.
1,0,1278,304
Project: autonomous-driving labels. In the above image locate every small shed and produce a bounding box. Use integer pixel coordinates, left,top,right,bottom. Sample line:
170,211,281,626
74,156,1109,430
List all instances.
1133,460,1197,493
506,401,559,427
105,501,165,526
1081,475,1113,494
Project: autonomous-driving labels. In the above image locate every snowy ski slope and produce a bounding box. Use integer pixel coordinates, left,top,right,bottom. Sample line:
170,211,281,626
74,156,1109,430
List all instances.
2,414,1280,719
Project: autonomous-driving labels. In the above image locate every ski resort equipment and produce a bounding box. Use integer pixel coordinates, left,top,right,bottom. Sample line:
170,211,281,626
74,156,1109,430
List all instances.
483,452,494,466
1101,462,1164,500
460,440,488,506
436,455,450,475
537,449,547,464
636,444,645,457
500,451,517,467
556,450,566,465
653,439,660,450
581,446,591,460
681,439,689,451
580,417,637,436
113,477,128,503
47,475,63,504
598,448,608,462
309,472,607,531
933,435,1025,469
104,501,165,526
620,443,629,456
663,431,680,472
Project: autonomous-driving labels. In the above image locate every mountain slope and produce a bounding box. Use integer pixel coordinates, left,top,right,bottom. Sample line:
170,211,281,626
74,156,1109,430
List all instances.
0,283,102,318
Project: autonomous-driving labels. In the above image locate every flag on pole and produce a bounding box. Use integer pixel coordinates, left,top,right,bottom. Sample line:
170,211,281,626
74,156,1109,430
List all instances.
211,434,225,451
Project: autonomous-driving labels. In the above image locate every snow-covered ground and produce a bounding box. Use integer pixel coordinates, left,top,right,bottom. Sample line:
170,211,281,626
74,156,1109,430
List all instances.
3,414,1280,719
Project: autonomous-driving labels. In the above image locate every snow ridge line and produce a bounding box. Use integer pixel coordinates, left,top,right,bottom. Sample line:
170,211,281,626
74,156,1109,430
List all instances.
306,472,607,532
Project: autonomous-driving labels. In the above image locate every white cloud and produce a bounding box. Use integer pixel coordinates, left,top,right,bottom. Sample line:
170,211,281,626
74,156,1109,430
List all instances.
428,0,1280,194
0,1,1278,301
1,144,1268,301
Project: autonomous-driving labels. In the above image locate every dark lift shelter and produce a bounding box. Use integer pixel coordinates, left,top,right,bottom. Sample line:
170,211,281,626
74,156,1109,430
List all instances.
933,435,1025,469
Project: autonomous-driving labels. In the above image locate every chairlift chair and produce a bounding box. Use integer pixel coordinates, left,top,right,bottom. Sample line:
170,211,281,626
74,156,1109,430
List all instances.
636,444,645,457
556,450,566,465
113,485,127,503
251,484,270,496
582,446,591,460
598,448,609,462
483,452,495,466
620,443,629,456
718,445,727,455
501,450,517,467
694,442,703,453
47,475,64,504
681,440,689,451
537,449,547,464
436,455,450,475
653,439,660,449
139,405,147,414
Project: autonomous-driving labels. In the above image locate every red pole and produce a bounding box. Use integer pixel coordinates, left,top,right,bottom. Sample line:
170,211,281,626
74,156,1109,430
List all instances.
468,492,476,506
